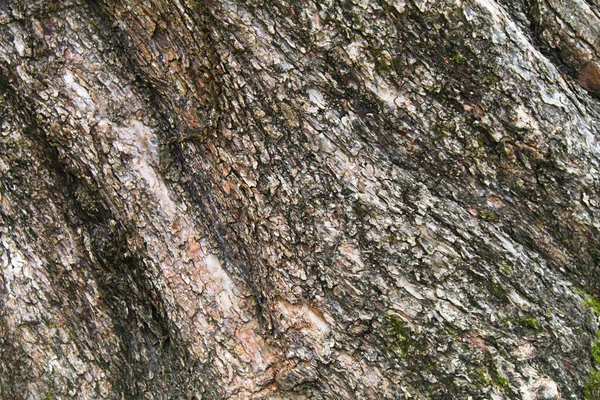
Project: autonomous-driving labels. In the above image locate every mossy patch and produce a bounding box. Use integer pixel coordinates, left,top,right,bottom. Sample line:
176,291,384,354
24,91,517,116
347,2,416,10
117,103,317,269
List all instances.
495,374,509,391
584,370,600,400
474,368,491,387
587,331,600,399
489,280,509,302
498,259,511,272
490,364,510,391
442,323,459,338
450,50,467,65
584,296,600,315
384,313,429,359
481,353,510,392
576,288,600,398
385,314,412,358
371,47,398,76
592,332,600,365
480,210,500,223
518,316,540,332
388,233,402,245
433,122,453,138
572,288,600,314
483,71,501,86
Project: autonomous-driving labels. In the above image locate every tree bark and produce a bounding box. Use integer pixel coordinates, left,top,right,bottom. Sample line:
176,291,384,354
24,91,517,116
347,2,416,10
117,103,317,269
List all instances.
1,0,600,398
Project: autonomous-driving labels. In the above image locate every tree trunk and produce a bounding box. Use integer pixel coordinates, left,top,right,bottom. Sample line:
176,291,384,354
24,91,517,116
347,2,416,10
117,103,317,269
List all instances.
1,0,600,398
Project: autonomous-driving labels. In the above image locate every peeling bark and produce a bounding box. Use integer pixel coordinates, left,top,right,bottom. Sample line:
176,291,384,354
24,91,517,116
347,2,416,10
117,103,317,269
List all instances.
1,0,600,398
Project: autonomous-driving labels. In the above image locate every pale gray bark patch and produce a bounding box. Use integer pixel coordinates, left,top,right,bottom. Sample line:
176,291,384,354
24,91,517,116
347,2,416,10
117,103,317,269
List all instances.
1,0,599,398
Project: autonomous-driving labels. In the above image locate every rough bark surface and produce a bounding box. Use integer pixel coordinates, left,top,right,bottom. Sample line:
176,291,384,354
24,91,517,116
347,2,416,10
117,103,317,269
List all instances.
1,0,600,398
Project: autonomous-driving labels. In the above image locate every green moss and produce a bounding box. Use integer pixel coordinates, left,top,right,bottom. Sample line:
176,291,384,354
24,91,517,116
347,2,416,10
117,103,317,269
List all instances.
490,280,508,301
443,323,459,338
584,370,600,400
485,354,510,392
583,296,600,315
481,211,500,223
499,259,512,274
483,71,500,86
496,375,509,390
433,122,453,138
490,365,509,391
592,333,600,365
498,316,512,330
43,319,57,329
447,48,467,65
371,47,398,76
44,393,55,400
518,317,540,332
385,314,412,357
571,287,600,315
441,375,458,390
578,288,600,399
389,234,401,245
475,368,491,387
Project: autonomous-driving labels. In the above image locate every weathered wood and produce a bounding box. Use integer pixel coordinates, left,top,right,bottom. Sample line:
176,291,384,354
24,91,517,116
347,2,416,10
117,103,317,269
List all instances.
1,0,599,398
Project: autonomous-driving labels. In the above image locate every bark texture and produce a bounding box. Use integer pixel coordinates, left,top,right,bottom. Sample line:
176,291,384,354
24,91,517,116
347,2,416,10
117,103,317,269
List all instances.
1,0,600,398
